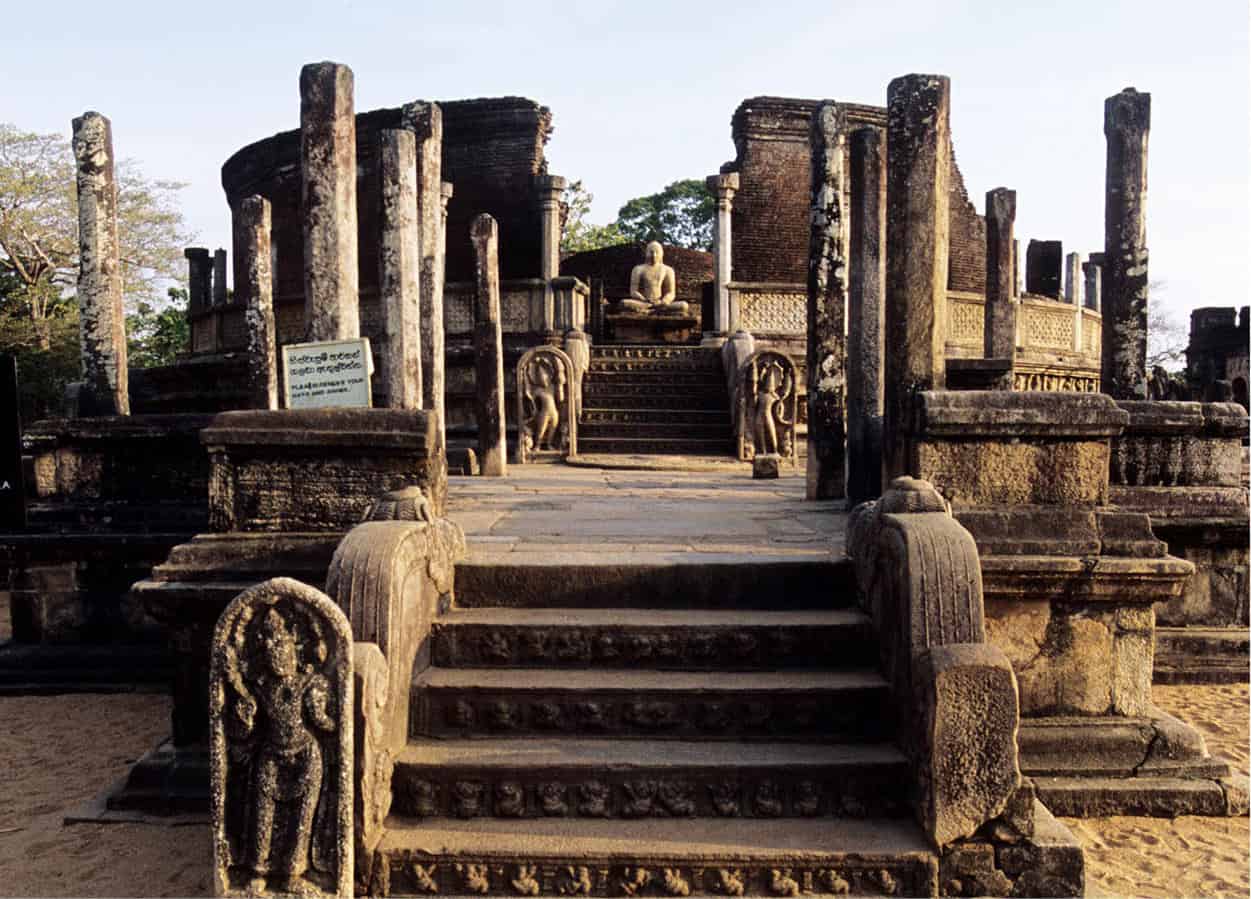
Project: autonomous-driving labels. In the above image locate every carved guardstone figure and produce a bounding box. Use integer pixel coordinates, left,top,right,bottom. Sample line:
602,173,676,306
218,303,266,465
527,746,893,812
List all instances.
617,242,688,315
211,578,353,899
515,346,577,463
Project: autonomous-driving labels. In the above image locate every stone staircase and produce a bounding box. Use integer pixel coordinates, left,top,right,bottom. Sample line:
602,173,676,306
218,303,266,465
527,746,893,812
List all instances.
579,345,734,456
371,556,949,896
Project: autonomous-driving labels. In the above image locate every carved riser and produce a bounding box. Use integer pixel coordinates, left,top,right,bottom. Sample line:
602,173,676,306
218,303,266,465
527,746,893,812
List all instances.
592,345,723,361
581,394,727,411
376,854,935,898
585,372,728,388
432,623,875,670
412,690,892,740
390,767,910,821
580,424,735,441
580,410,732,426
578,439,735,456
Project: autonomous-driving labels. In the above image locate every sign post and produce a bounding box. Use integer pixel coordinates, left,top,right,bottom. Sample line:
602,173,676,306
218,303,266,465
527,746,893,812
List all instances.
1,354,26,530
281,338,374,410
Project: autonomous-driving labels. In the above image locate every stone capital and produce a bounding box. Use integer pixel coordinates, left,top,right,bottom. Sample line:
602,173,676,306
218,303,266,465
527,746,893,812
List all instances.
534,174,567,202
705,172,740,198
401,100,442,140
1104,87,1151,137
986,187,1016,224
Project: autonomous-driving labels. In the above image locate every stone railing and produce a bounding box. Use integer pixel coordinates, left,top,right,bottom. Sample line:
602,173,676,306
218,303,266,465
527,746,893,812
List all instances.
726,281,806,335
211,487,466,897
444,278,545,336
847,476,1023,850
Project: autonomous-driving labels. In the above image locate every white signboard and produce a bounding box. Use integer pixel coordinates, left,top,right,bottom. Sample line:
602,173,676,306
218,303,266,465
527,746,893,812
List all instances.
282,338,374,409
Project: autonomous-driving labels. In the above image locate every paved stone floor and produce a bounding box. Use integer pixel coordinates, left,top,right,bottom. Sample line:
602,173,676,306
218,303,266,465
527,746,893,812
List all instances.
447,464,847,562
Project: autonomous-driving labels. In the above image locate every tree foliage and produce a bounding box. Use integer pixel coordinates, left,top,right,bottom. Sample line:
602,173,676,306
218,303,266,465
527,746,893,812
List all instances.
127,286,190,368
615,179,713,251
559,180,625,256
1146,283,1188,372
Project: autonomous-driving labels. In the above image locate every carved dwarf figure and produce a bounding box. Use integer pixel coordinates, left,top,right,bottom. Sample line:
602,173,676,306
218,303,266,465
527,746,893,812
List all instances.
618,242,687,315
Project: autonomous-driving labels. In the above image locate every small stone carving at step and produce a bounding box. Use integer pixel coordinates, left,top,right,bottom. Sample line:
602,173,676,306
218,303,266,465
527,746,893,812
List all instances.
662,868,691,897
532,701,563,730
522,630,550,661
869,869,897,895
754,780,784,817
480,631,512,663
573,701,609,731
699,702,732,733
709,780,741,817
394,776,438,817
457,863,490,895
512,865,541,896
577,780,610,817
210,578,353,899
624,701,682,730
817,869,850,896
618,867,650,896
553,630,591,661
515,346,577,463
794,780,822,816
658,780,696,817
621,779,657,817
485,700,517,731
557,866,593,896
447,700,475,728
769,869,801,897
737,350,798,463
714,868,746,896
410,863,439,894
495,782,526,818
617,242,687,315
452,781,484,818
540,781,569,816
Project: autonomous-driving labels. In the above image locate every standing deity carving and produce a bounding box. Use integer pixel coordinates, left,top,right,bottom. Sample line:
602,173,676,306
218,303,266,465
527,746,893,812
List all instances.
737,350,798,462
515,346,578,463
211,577,353,898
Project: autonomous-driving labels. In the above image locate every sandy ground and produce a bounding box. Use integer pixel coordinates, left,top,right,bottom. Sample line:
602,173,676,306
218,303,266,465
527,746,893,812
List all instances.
0,685,1241,898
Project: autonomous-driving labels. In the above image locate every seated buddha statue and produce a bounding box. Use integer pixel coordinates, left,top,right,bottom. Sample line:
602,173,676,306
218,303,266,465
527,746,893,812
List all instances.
616,241,688,315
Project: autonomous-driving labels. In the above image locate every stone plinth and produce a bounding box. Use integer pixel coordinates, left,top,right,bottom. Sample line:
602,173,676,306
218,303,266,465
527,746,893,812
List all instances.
202,408,447,532
605,313,699,344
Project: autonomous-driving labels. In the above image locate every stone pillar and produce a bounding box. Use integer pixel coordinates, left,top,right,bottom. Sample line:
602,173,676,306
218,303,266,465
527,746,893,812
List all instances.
1084,253,1103,311
1102,88,1151,400
847,127,885,506
300,61,360,342
883,74,950,481
404,101,445,447
212,249,228,307
234,196,278,410
378,128,422,410
536,175,566,338
470,214,507,477
983,188,1017,360
1064,252,1082,306
1013,239,1021,297
186,248,212,314
806,102,848,501
71,111,129,417
705,172,739,342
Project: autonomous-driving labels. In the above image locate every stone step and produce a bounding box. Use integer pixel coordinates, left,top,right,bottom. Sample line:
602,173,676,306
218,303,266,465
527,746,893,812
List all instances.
579,422,735,441
584,370,726,386
391,738,910,820
454,554,853,610
431,608,875,670
578,437,734,456
1033,774,1244,817
580,392,726,411
411,668,891,740
374,816,938,897
591,345,723,364
580,408,732,426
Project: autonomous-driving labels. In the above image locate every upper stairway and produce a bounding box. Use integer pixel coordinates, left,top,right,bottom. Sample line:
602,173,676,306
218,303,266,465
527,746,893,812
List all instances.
579,345,734,456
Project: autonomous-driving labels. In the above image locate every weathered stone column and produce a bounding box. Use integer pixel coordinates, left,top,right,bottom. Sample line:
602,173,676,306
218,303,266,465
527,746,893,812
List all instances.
378,128,422,409
233,195,278,410
1084,253,1103,311
186,248,212,314
72,111,129,417
536,175,566,338
404,101,445,446
705,172,739,342
847,127,885,506
212,249,228,307
470,214,507,477
806,102,848,501
1064,251,1082,305
883,74,951,481
1102,87,1151,400
983,188,1017,360
300,61,360,342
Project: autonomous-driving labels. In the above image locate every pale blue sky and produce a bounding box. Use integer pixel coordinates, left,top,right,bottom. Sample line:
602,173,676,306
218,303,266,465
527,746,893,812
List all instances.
5,0,1247,325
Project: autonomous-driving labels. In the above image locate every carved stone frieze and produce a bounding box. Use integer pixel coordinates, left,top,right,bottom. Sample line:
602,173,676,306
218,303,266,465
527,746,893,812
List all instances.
210,577,354,898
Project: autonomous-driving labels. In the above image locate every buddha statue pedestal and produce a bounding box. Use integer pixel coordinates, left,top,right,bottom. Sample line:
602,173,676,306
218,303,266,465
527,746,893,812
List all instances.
605,311,701,344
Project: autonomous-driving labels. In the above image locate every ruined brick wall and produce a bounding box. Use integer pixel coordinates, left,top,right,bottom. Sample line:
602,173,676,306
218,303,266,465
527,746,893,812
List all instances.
726,96,985,295
219,97,551,351
560,243,712,304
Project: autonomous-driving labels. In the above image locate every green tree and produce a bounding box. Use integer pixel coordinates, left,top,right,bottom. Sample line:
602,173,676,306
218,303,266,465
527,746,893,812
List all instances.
127,286,190,368
0,122,193,347
560,179,626,256
615,178,714,250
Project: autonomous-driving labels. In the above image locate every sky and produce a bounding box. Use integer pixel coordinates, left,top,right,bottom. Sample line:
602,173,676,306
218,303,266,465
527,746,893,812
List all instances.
4,0,1247,328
